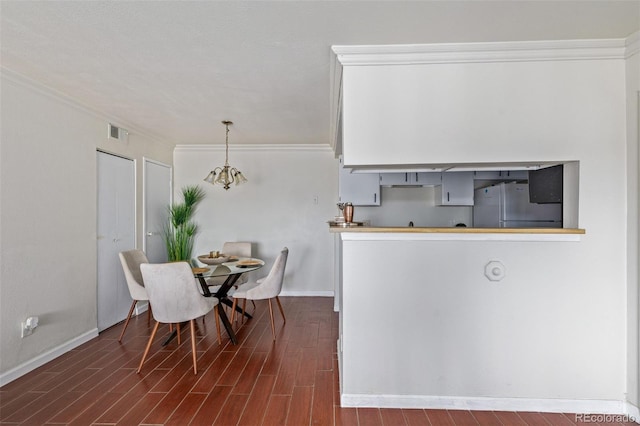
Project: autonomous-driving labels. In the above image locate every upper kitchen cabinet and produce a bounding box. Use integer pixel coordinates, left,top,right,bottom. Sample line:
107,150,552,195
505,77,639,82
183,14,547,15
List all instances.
435,172,474,206
338,156,380,206
379,172,441,186
473,170,528,180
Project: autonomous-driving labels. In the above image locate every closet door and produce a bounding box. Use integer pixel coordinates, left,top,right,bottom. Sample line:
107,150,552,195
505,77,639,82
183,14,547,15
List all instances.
143,158,171,263
97,151,135,332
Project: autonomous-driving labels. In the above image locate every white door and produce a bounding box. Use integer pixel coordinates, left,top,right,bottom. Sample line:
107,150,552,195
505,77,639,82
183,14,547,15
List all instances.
143,158,172,263
97,151,136,332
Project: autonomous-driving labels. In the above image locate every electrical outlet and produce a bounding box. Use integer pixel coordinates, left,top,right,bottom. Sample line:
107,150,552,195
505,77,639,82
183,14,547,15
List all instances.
21,316,39,338
21,322,33,337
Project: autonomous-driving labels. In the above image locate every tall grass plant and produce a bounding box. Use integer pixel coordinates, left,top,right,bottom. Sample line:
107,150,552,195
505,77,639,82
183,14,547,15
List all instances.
164,185,205,261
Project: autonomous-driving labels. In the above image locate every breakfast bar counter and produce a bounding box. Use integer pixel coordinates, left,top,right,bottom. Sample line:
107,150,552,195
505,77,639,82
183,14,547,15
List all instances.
329,226,586,234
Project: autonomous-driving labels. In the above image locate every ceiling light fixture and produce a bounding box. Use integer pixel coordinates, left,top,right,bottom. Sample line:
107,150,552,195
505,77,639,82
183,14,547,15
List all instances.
203,120,247,190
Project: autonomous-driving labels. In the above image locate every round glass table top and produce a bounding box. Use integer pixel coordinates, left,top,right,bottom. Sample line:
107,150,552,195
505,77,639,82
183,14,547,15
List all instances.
193,257,265,278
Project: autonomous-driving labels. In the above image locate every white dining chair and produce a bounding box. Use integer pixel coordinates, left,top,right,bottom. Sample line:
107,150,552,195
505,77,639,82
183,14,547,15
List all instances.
202,241,252,288
231,247,289,340
118,249,150,342
138,261,221,375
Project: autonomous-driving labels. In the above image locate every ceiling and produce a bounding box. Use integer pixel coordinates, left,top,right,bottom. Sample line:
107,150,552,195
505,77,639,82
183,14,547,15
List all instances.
2,1,638,147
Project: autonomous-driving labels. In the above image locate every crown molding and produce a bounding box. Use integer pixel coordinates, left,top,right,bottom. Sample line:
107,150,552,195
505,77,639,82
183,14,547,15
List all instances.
332,38,627,66
1,68,176,148
174,144,333,153
626,31,640,58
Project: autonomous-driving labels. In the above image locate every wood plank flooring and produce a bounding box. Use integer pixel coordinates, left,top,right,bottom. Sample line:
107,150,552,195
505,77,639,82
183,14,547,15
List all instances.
0,297,636,425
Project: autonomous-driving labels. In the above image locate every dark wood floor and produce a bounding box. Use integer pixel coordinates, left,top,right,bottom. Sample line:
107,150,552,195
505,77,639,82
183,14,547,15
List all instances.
0,296,635,425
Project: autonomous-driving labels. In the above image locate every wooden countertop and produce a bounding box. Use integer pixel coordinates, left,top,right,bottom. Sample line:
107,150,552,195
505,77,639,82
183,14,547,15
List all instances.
329,226,586,234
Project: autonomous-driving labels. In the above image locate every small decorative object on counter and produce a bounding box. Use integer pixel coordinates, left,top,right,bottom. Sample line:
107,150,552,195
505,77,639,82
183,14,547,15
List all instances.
343,202,354,223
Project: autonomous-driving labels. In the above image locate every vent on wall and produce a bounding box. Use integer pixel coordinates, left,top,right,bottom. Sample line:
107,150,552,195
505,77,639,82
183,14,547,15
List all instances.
108,123,129,142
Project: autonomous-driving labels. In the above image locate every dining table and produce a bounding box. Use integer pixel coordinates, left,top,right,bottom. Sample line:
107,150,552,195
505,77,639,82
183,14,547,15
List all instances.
192,257,265,345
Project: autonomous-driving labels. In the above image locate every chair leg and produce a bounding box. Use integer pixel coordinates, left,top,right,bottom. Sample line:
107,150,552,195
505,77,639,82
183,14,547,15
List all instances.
189,319,198,374
137,321,160,373
231,298,238,325
214,305,222,345
177,323,181,344
275,296,286,324
267,299,276,340
147,303,152,325
242,299,247,324
119,300,137,342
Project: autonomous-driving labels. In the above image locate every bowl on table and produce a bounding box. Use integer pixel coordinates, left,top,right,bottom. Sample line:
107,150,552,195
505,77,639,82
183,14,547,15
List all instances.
198,253,230,265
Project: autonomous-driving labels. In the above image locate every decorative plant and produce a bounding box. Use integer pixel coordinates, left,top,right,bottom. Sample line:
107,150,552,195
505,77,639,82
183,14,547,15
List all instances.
163,185,206,262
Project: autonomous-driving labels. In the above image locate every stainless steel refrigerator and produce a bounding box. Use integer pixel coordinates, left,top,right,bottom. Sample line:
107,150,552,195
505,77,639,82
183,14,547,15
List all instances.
473,182,562,228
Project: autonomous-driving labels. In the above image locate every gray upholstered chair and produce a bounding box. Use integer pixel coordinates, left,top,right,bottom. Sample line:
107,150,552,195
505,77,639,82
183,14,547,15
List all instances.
118,249,150,342
138,261,221,374
231,247,288,340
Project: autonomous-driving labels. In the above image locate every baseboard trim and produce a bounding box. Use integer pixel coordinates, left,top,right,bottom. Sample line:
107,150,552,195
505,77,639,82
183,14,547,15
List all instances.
625,401,640,423
279,291,333,297
340,394,626,414
0,328,99,386
134,301,149,316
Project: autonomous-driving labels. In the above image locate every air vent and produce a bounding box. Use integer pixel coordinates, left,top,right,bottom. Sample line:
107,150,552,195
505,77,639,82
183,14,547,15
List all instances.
108,123,129,142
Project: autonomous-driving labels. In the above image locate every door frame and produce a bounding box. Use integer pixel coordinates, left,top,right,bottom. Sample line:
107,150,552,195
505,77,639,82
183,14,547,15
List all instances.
142,157,172,256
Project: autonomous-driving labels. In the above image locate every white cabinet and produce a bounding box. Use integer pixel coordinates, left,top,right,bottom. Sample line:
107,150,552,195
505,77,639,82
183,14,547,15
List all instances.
415,172,442,185
339,156,380,206
379,172,441,186
435,172,474,206
474,170,529,180
379,172,409,186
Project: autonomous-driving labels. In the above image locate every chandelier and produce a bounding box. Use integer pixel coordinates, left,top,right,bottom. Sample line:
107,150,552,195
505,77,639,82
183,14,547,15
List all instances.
203,120,247,190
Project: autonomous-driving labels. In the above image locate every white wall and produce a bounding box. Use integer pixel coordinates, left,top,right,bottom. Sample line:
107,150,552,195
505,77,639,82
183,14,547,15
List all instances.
173,145,338,295
341,234,625,407
0,71,174,381
342,54,625,169
625,32,640,409
337,40,631,409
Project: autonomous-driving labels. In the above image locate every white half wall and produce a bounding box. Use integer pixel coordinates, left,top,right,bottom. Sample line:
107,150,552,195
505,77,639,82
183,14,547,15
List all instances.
0,70,174,382
340,233,625,404
173,145,338,295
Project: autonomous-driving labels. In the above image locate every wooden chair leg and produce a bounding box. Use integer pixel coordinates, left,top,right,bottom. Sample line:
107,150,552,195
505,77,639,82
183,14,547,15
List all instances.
189,320,198,374
267,299,276,340
242,299,247,324
119,300,137,342
137,321,160,373
275,296,286,323
231,298,238,325
177,323,181,344
214,305,222,345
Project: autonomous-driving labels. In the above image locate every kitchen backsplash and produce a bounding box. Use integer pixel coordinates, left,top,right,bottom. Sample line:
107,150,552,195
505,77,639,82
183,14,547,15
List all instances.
353,186,472,227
